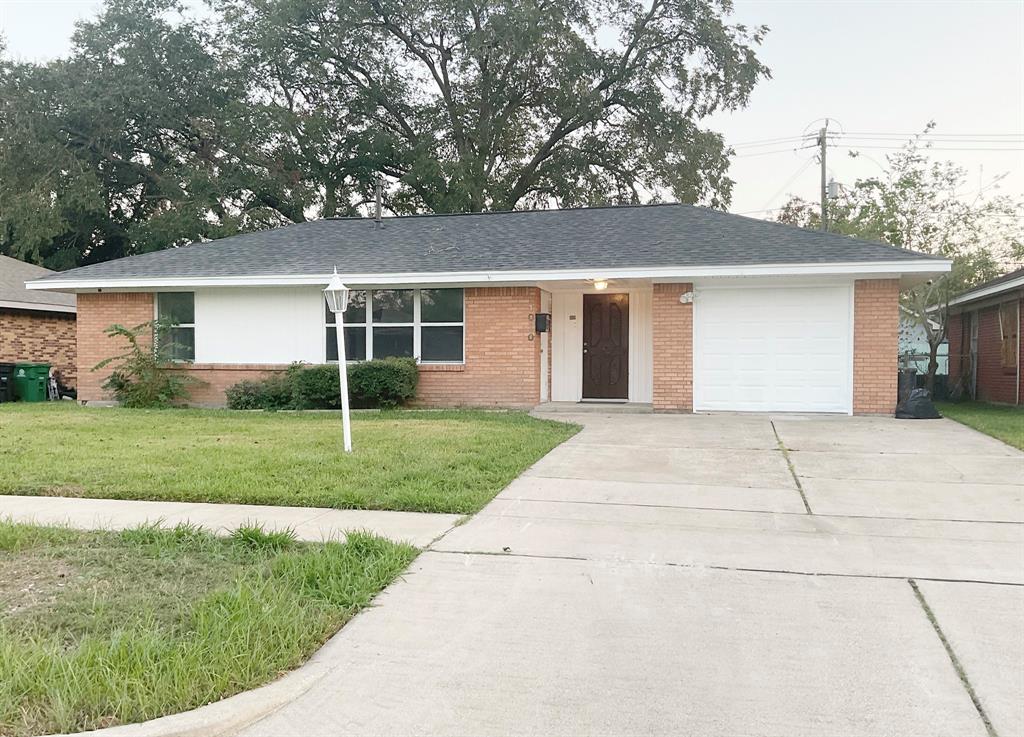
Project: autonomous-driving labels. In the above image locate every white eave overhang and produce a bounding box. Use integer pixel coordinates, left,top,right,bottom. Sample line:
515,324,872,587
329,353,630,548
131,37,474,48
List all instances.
0,299,76,313
947,274,1024,308
25,259,952,292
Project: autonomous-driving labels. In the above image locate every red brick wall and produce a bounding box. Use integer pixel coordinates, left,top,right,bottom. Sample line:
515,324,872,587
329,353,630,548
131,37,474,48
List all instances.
974,300,1021,405
77,288,542,408
77,292,155,402
415,287,541,408
0,308,77,387
853,279,899,414
163,363,289,407
947,299,1022,405
652,283,693,412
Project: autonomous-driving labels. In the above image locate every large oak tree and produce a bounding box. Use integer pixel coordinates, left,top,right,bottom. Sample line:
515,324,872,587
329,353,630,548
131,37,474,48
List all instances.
1,0,768,267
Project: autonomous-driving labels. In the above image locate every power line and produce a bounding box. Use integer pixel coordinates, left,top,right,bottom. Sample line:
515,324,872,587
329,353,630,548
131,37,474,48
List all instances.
837,144,1024,152
758,158,815,212
730,135,807,148
734,144,817,158
842,131,1023,138
732,144,1024,157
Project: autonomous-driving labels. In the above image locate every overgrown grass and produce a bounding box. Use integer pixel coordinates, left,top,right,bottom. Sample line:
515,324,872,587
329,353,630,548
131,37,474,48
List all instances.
936,401,1024,450
0,405,578,514
0,521,417,737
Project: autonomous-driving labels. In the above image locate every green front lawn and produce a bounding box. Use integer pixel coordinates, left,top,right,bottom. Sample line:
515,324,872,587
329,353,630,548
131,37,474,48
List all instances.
0,521,416,737
0,405,577,514
937,401,1024,451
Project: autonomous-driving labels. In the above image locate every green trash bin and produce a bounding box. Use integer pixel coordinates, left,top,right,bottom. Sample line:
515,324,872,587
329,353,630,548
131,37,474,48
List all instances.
13,363,50,402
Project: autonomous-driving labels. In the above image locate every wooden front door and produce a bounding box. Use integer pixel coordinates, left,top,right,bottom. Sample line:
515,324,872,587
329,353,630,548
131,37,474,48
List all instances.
583,293,629,399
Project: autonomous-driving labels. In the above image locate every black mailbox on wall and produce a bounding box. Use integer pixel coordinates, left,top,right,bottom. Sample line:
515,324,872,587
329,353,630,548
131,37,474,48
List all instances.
535,313,551,333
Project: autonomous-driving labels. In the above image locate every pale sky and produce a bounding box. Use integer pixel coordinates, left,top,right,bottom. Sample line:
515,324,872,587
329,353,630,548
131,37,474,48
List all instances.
2,0,1022,217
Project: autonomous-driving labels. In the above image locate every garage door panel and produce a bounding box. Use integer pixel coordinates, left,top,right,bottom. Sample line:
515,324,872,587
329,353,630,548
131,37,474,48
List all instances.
694,286,852,413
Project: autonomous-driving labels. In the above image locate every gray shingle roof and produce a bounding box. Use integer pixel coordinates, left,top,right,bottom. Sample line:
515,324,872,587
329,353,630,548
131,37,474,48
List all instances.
0,255,76,308
951,267,1024,304
30,204,943,285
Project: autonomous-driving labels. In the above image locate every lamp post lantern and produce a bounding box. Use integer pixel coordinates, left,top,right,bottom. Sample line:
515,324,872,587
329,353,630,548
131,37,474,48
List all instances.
324,269,353,452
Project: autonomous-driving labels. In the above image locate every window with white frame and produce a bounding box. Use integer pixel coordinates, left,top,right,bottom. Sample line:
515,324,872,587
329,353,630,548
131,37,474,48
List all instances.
326,288,464,363
155,292,195,361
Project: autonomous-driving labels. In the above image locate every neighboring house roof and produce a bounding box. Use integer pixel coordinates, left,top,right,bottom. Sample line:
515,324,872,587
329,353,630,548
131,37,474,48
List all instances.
26,203,949,290
948,267,1024,308
0,255,76,312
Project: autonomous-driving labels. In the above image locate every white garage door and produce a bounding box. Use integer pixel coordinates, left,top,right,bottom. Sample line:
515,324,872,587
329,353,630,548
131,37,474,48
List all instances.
694,285,853,413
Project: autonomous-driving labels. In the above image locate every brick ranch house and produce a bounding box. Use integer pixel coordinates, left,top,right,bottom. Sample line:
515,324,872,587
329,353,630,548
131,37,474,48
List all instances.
26,204,951,414
1,254,77,387
946,268,1022,405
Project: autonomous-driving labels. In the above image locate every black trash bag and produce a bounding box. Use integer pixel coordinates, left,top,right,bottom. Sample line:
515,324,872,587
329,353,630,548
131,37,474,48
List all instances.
895,388,942,420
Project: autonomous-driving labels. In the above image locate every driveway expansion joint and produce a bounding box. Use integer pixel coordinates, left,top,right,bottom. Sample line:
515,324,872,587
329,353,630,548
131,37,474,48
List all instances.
770,420,813,514
909,579,1000,737
429,549,1024,587
504,496,1024,525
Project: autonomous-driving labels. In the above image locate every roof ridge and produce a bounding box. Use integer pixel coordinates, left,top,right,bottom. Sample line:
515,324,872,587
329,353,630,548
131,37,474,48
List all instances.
323,202,689,221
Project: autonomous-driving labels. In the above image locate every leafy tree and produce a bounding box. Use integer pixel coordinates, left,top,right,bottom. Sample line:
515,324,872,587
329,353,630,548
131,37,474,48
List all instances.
0,0,307,268
2,0,768,267
220,0,769,212
777,126,1024,392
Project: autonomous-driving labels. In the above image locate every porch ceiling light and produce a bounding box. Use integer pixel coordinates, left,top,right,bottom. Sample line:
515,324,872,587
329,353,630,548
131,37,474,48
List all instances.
593,279,609,291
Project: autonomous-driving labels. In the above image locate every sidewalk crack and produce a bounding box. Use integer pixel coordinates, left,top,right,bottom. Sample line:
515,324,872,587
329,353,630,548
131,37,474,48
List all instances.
909,579,998,737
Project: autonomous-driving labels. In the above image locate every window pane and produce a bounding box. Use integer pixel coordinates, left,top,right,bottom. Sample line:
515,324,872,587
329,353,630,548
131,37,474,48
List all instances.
327,327,337,361
421,326,463,362
421,289,463,323
326,326,367,361
345,327,366,361
325,290,366,324
158,292,194,325
372,326,413,358
159,327,195,362
372,290,413,323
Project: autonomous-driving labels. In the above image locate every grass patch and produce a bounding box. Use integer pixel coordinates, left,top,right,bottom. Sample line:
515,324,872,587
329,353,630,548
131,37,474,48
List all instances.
0,521,416,737
0,405,578,514
936,401,1024,451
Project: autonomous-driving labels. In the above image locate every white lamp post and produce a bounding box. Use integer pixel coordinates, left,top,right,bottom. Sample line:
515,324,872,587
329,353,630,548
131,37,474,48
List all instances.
324,269,353,452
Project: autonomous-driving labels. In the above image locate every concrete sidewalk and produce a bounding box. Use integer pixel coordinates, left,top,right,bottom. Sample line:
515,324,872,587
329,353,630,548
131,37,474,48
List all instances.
0,495,460,547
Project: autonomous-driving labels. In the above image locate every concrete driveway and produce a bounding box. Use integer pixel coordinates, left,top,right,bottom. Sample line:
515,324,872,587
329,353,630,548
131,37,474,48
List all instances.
241,414,1024,737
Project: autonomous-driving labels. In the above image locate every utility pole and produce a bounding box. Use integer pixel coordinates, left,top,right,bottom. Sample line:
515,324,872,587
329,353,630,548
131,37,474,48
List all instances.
818,119,829,231
374,174,383,226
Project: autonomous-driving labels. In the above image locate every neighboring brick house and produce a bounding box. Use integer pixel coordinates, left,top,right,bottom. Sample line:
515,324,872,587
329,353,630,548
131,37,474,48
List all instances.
26,204,950,414
947,268,1023,406
0,254,77,387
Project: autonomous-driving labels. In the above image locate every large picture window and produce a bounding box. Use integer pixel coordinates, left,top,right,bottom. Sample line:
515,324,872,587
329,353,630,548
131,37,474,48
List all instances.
326,288,463,363
156,292,195,361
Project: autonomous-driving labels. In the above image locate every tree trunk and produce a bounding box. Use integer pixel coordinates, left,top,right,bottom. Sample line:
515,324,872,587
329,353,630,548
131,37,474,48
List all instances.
926,340,940,395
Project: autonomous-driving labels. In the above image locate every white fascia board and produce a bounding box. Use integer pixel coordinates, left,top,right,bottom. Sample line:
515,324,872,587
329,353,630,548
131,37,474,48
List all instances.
947,274,1024,307
24,259,951,291
0,299,76,313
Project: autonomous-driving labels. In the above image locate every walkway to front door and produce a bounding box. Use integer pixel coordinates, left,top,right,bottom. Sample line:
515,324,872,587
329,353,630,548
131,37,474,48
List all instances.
582,292,628,399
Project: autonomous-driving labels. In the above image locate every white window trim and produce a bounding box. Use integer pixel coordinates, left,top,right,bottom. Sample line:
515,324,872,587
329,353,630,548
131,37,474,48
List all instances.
326,288,465,365
154,292,196,363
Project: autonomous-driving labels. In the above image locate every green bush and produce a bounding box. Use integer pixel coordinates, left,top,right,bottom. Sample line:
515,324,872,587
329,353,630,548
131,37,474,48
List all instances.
290,365,341,409
224,373,294,410
94,321,199,408
224,359,418,410
349,358,418,409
